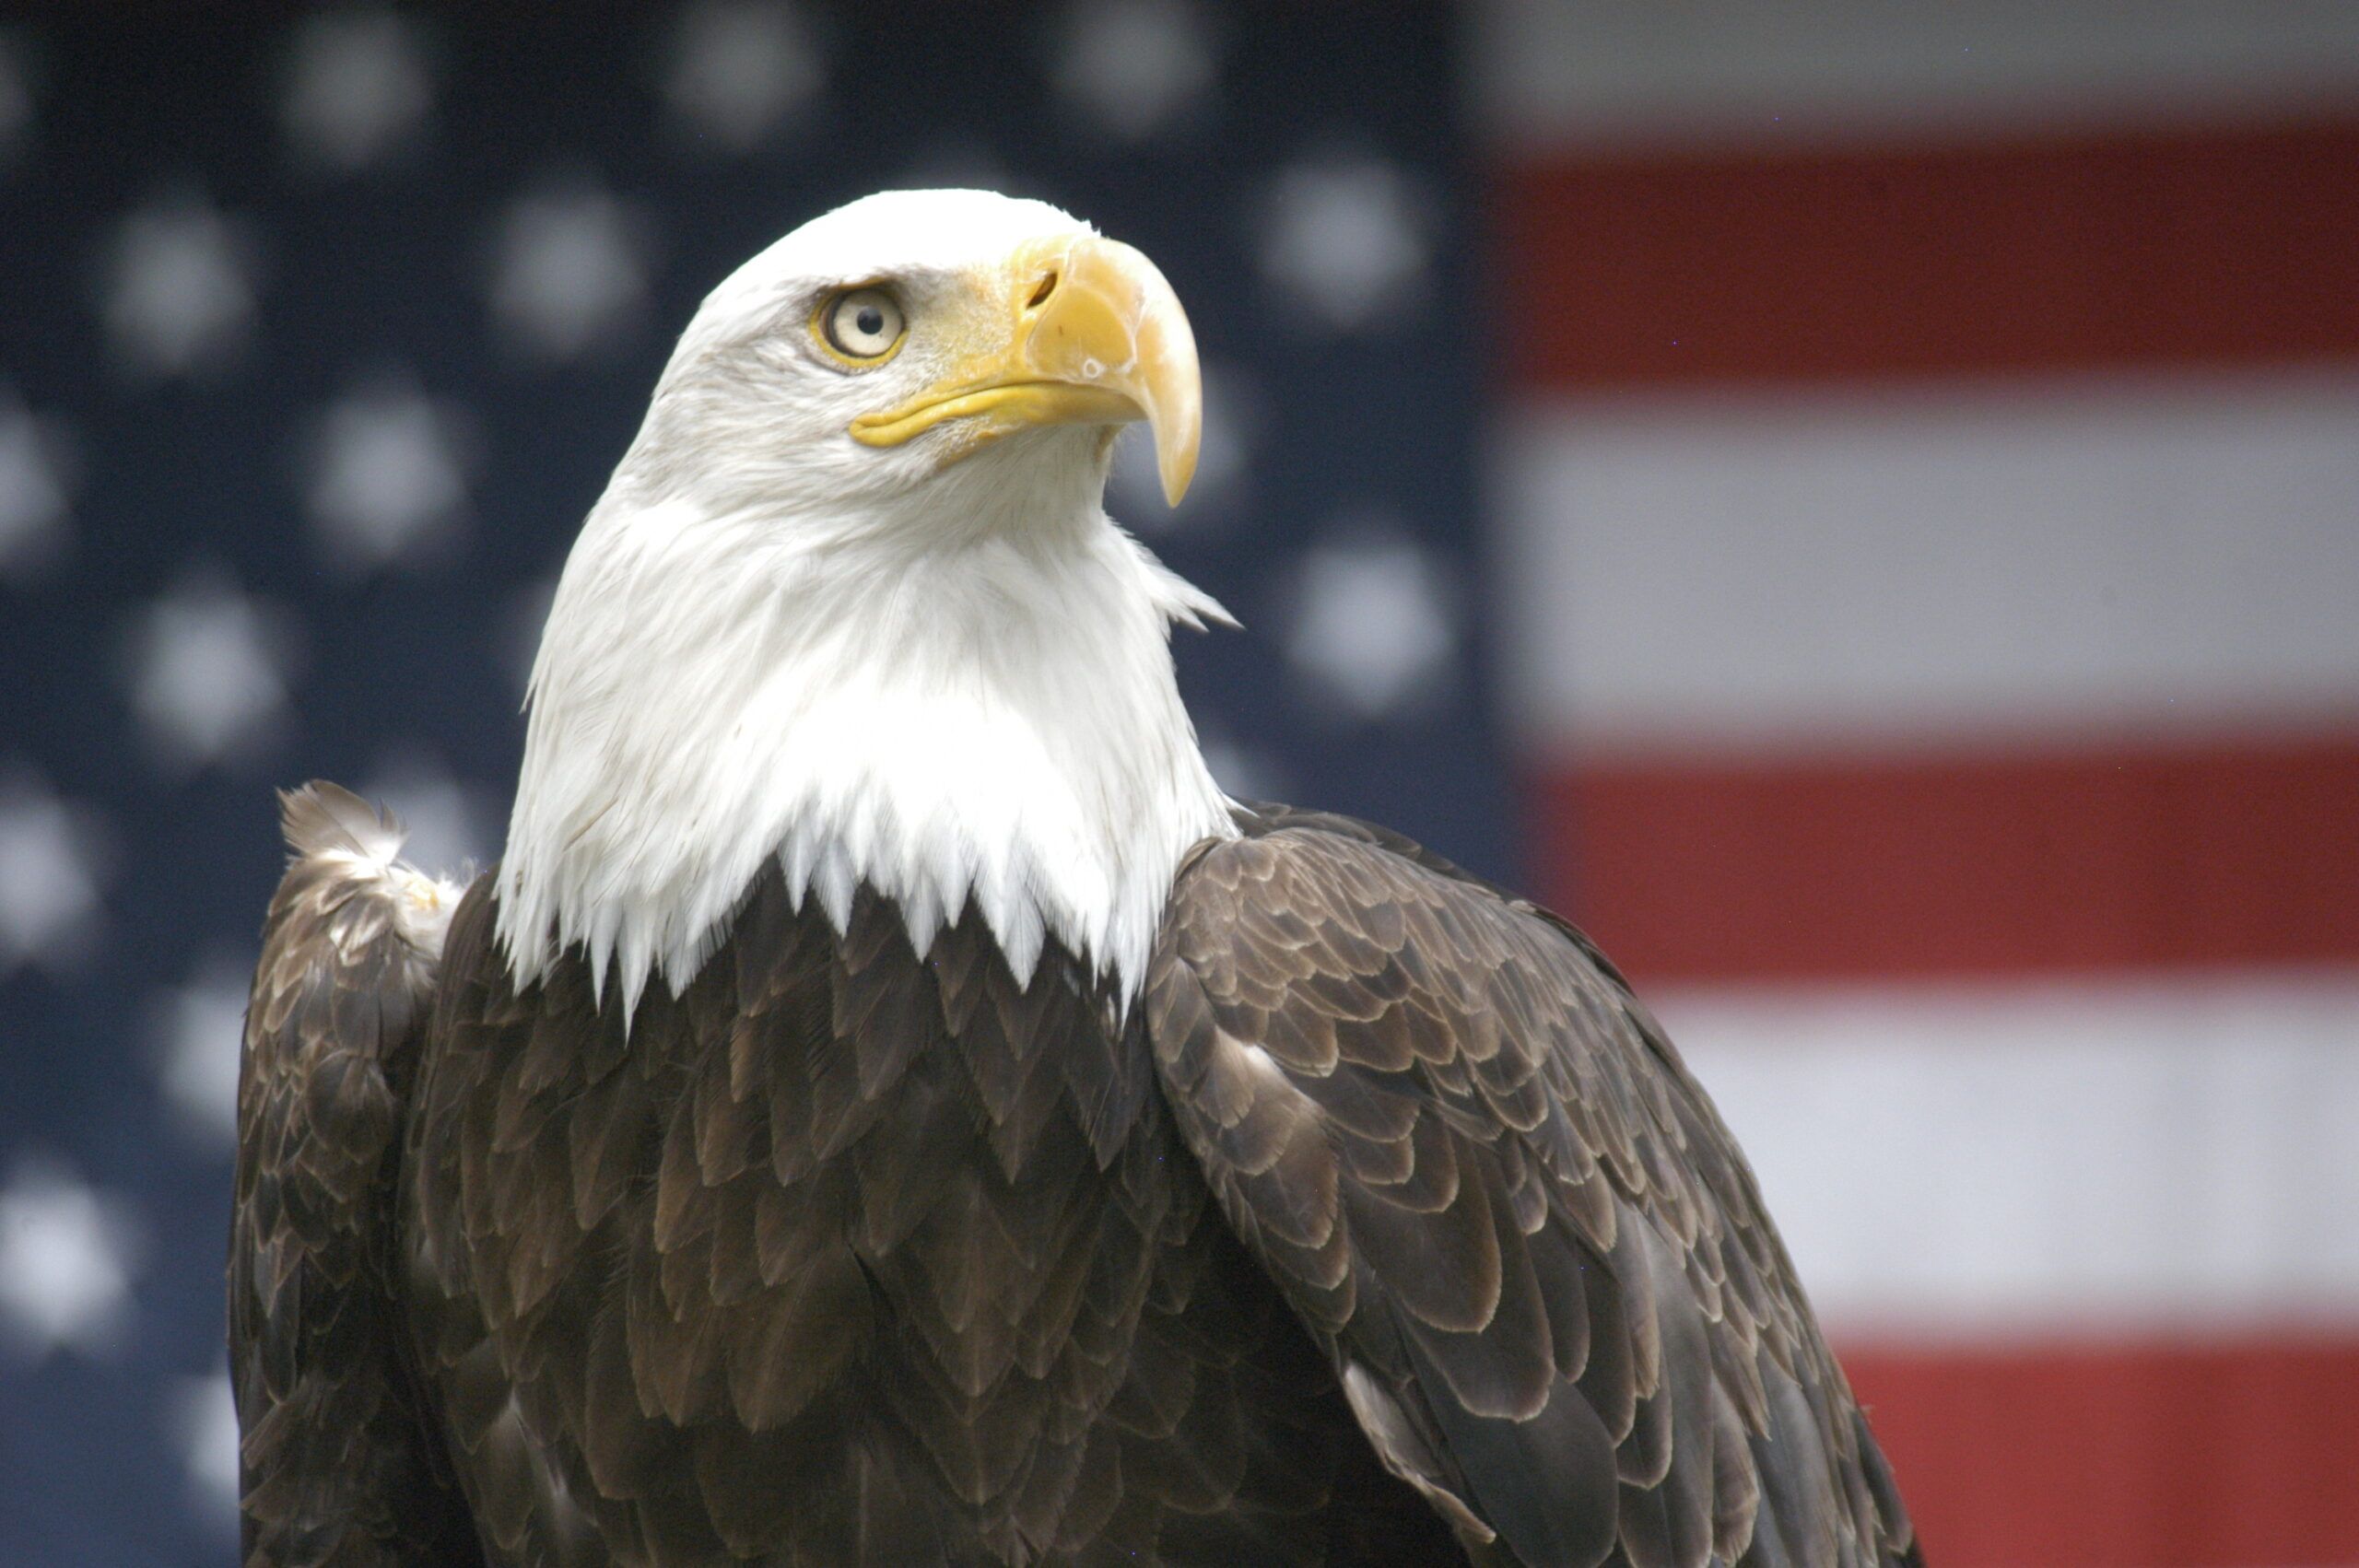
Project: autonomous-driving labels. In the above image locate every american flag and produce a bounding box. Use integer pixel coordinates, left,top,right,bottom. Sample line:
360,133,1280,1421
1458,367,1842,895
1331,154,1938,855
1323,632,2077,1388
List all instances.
1485,6,2359,1564
0,6,2353,1565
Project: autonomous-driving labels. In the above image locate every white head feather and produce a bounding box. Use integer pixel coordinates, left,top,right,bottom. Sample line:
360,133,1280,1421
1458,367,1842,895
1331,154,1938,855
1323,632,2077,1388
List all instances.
497,190,1237,1016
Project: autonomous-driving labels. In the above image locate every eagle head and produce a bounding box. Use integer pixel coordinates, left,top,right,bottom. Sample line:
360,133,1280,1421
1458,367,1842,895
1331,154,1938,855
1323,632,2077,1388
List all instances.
501,191,1236,1017
637,189,1201,532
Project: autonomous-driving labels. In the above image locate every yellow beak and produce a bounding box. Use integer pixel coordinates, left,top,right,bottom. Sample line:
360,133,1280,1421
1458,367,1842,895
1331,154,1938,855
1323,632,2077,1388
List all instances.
847,234,1202,506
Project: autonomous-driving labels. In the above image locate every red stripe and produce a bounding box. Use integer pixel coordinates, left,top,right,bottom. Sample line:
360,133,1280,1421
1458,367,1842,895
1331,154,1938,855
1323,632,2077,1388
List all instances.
1528,735,2359,983
1841,1333,2359,1568
1497,119,2359,388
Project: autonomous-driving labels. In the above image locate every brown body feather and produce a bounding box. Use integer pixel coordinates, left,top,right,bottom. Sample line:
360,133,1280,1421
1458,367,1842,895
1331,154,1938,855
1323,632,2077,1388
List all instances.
1148,806,1921,1568
232,791,1919,1567
230,786,485,1567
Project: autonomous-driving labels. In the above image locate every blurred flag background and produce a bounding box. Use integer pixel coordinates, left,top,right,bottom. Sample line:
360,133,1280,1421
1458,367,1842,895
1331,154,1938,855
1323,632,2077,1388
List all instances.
1486,7,2359,1566
1,5,2353,1564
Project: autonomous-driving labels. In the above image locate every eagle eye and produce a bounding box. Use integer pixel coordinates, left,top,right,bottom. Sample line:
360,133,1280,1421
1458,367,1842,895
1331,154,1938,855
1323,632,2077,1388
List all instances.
818,287,906,363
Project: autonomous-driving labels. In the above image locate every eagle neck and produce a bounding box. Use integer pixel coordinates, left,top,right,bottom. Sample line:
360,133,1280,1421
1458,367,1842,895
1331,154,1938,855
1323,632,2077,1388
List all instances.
498,452,1236,1020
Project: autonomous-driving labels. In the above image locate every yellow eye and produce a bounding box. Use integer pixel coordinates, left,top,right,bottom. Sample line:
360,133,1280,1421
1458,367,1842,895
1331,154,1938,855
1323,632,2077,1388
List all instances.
820,287,905,361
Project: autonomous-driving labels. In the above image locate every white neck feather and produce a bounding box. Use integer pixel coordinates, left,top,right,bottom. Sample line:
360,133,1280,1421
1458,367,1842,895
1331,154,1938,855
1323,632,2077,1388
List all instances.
497,429,1237,1018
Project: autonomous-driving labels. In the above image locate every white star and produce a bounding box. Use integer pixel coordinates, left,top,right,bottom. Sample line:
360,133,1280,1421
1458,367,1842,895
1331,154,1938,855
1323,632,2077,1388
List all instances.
1052,0,1215,142
0,771,108,976
664,1,821,152
170,1371,241,1515
280,7,432,172
1259,157,1428,333
123,570,297,770
489,179,648,362
0,389,73,580
304,372,471,575
501,575,558,697
0,30,31,164
896,142,1023,199
1285,525,1458,720
358,746,497,875
1200,731,1291,803
0,1157,141,1361
101,190,259,379
154,953,253,1147
1107,359,1261,535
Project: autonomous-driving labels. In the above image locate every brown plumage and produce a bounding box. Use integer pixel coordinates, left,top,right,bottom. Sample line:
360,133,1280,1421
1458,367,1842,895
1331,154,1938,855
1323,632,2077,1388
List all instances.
232,787,1920,1566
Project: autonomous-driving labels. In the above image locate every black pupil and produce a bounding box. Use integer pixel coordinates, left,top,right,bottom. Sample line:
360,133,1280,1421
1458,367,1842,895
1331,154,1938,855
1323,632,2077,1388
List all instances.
853,305,885,338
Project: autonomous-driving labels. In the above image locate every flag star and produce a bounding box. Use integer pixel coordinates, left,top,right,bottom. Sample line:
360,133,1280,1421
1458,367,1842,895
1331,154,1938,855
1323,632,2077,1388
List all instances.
1200,732,1291,804
305,373,471,575
1107,359,1261,535
897,142,1023,199
358,746,498,875
1052,0,1215,142
0,390,73,580
1259,158,1428,333
489,179,649,362
501,575,558,696
0,772,109,975
0,1157,141,1361
1285,527,1458,720
154,954,253,1147
101,191,259,379
280,7,432,172
124,570,297,770
170,1372,241,1515
664,1,821,152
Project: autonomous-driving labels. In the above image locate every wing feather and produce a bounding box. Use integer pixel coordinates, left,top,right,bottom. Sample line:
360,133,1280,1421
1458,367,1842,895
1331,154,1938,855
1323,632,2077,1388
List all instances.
230,782,481,1567
1146,805,1922,1568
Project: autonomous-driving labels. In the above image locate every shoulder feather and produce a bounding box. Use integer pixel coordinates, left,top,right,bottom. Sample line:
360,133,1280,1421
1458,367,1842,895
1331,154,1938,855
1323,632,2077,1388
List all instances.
232,780,486,1566
275,780,469,961
1146,812,1921,1568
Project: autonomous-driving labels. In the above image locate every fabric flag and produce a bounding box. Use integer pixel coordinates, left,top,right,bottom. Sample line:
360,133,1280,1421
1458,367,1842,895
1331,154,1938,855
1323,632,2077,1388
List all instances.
1482,4,2359,1564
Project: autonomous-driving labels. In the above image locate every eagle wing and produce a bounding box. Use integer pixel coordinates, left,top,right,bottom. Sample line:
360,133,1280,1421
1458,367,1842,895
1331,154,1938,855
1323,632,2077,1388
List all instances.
229,783,483,1567
1144,806,1920,1568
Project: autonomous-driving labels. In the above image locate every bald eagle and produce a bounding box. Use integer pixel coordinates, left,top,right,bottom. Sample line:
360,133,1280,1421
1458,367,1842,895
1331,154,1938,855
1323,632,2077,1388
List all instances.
231,191,1919,1568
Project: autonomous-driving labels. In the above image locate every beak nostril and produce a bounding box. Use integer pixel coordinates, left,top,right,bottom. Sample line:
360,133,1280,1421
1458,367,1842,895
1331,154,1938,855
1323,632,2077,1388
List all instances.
1026,271,1059,310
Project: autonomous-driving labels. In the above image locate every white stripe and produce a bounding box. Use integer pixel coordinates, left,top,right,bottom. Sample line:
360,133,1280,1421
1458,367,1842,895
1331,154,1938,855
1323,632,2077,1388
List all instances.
1476,0,2359,151
1655,970,2359,1336
1496,375,2359,755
